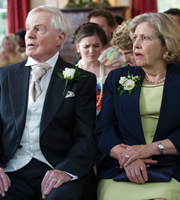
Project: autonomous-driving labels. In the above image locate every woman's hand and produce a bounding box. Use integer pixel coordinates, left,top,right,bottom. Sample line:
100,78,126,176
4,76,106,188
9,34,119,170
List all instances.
119,143,156,168
124,159,156,184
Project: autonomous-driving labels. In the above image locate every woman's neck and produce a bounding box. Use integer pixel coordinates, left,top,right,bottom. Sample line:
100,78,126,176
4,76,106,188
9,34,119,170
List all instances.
78,59,101,77
142,63,167,85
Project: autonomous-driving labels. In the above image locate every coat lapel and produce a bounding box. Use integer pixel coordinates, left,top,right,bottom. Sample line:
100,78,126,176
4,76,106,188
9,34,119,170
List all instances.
40,56,72,135
8,61,30,137
153,65,175,141
118,67,146,143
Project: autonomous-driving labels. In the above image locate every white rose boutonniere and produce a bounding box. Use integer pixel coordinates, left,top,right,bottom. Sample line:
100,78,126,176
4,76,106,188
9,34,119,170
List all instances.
57,65,85,94
118,71,141,95
63,68,76,80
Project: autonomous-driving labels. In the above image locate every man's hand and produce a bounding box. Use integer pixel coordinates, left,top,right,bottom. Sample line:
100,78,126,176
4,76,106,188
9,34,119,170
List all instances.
41,169,71,199
0,168,11,197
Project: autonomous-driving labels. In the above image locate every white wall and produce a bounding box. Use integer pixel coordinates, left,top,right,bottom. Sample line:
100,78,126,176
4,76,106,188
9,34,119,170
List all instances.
30,0,69,9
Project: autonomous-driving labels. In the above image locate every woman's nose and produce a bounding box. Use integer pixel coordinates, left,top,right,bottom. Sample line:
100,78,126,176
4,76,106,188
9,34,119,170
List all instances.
133,39,141,49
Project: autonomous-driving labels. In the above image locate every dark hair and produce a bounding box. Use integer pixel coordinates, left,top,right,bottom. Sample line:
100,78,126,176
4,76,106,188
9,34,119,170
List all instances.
164,8,180,16
15,29,26,40
115,16,124,25
72,22,108,46
87,8,116,28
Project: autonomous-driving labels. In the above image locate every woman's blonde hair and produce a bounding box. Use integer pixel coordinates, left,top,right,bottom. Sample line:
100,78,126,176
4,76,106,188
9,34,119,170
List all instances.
129,12,180,63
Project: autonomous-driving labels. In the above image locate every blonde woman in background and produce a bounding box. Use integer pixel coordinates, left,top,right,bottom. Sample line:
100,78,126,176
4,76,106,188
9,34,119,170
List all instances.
0,34,24,67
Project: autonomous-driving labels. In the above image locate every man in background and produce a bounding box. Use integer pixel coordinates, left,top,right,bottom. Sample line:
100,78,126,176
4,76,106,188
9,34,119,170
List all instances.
111,20,136,66
164,8,180,26
87,8,124,69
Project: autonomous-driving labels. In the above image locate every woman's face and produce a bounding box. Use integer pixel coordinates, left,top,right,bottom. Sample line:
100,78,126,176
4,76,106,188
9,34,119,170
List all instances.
133,22,167,68
76,35,103,62
3,38,12,52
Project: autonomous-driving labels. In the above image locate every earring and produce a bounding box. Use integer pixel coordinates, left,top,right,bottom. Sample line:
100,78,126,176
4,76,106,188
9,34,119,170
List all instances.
77,50,80,53
163,51,169,59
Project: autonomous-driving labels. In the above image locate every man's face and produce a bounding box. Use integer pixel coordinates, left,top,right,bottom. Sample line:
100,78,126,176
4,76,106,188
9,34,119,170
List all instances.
119,49,136,66
168,14,180,27
89,16,114,44
25,11,64,62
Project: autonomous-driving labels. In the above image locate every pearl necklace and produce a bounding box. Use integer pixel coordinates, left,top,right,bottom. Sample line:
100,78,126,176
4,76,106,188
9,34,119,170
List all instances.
145,73,165,84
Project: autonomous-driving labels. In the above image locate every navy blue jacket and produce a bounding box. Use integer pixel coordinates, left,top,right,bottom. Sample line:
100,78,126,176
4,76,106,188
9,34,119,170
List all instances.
95,64,180,181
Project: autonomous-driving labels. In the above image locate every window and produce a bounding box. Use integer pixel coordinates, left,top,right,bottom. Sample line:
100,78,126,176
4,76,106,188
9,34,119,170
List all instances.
0,0,7,44
158,0,180,12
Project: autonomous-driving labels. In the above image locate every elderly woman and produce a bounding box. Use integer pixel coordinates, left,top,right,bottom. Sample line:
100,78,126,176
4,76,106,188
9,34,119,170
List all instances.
95,13,180,200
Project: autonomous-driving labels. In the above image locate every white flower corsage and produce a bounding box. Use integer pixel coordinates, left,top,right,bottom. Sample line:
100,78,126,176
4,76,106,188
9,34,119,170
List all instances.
118,71,141,95
57,65,85,94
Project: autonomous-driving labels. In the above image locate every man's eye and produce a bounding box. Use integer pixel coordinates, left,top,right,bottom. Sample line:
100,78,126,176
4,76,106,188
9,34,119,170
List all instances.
35,27,45,33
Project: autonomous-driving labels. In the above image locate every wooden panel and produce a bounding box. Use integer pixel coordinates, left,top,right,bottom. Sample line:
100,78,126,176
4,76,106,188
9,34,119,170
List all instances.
60,7,127,64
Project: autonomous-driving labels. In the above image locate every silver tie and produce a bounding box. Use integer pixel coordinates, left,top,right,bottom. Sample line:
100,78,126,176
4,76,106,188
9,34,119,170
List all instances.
30,63,51,101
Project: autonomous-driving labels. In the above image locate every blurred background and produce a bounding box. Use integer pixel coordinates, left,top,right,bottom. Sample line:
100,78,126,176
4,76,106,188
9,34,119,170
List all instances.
0,0,179,63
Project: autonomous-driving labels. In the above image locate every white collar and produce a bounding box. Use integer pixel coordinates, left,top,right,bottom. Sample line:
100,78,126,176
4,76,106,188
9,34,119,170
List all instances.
25,52,59,69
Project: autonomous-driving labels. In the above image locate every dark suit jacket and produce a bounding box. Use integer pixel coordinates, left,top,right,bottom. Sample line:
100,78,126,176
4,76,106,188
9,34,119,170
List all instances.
0,55,97,178
95,63,180,181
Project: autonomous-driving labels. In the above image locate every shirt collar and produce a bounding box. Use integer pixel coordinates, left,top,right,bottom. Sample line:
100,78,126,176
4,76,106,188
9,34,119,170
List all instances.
25,52,59,69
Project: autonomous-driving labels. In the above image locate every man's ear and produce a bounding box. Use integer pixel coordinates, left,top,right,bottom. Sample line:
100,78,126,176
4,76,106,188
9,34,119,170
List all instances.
56,31,65,45
111,26,116,32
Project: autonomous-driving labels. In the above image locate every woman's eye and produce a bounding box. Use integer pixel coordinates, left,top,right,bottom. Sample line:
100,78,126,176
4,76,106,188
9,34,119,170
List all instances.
94,45,100,48
143,36,149,40
133,36,138,41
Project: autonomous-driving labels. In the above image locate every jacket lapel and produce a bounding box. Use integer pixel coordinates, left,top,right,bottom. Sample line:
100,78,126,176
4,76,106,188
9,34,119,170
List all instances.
40,56,72,135
153,64,175,141
118,67,146,143
8,61,30,137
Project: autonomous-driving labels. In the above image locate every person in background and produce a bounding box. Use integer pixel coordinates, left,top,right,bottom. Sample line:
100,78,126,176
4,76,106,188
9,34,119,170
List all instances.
95,12,180,200
115,15,124,27
72,22,108,115
15,29,27,59
111,20,136,66
164,8,180,26
0,34,24,67
0,5,97,200
87,8,124,69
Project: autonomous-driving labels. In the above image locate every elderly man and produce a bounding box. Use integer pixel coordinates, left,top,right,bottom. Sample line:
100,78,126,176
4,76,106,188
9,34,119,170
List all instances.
0,5,97,200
